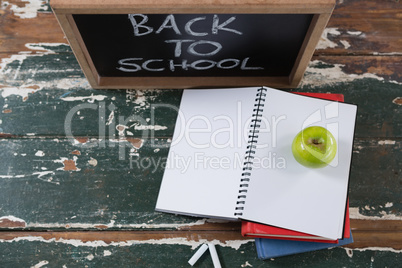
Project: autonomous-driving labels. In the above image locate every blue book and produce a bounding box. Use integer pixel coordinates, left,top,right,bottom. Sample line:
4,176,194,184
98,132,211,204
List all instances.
255,231,353,259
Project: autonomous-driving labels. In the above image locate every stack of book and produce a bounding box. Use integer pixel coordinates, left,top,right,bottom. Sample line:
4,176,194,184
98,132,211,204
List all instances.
155,87,357,259
242,201,353,259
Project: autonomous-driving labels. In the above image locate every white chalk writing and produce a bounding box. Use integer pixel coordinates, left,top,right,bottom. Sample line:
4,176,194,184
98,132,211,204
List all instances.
118,14,263,73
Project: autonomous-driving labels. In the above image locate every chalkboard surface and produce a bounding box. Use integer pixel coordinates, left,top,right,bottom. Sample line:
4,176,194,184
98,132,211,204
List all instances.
73,14,313,78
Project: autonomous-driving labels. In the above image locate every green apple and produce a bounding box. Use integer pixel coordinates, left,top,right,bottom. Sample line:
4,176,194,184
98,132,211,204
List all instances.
291,126,337,168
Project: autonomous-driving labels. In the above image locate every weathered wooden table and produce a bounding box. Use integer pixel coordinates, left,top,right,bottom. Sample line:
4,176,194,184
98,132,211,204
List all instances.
0,0,401,267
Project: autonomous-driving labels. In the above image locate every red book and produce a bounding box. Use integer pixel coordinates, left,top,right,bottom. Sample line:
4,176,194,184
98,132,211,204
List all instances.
242,92,349,243
242,200,350,243
293,92,344,102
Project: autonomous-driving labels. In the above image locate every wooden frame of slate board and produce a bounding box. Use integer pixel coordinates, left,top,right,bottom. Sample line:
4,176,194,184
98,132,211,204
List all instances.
51,0,336,89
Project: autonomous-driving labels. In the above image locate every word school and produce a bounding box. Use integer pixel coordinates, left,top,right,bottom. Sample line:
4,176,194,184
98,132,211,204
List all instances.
117,14,264,73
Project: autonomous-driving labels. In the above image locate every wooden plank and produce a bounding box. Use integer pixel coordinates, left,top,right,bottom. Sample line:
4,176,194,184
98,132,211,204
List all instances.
290,13,332,86
0,229,401,267
0,138,177,229
299,63,402,139
318,0,402,55
349,139,401,216
0,230,247,243
351,219,402,249
0,234,400,267
0,87,183,138
0,217,401,264
1,72,401,138
98,76,292,90
311,55,402,83
0,218,401,248
50,0,336,14
0,45,401,139
55,13,99,87
0,138,399,229
0,9,65,55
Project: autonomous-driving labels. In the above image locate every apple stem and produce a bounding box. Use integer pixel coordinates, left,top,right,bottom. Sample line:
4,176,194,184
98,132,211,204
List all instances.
308,138,325,152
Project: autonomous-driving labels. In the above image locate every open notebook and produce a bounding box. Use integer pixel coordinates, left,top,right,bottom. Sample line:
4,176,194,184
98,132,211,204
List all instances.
155,87,357,240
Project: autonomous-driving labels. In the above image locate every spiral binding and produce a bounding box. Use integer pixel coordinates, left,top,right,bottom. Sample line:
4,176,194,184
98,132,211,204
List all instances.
234,87,267,216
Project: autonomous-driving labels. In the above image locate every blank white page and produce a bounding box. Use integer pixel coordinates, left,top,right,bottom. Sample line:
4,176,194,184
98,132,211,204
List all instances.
155,87,261,219
240,88,357,240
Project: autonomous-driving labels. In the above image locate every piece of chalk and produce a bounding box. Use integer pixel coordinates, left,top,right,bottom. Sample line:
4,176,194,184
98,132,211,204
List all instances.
208,243,222,268
188,244,209,266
